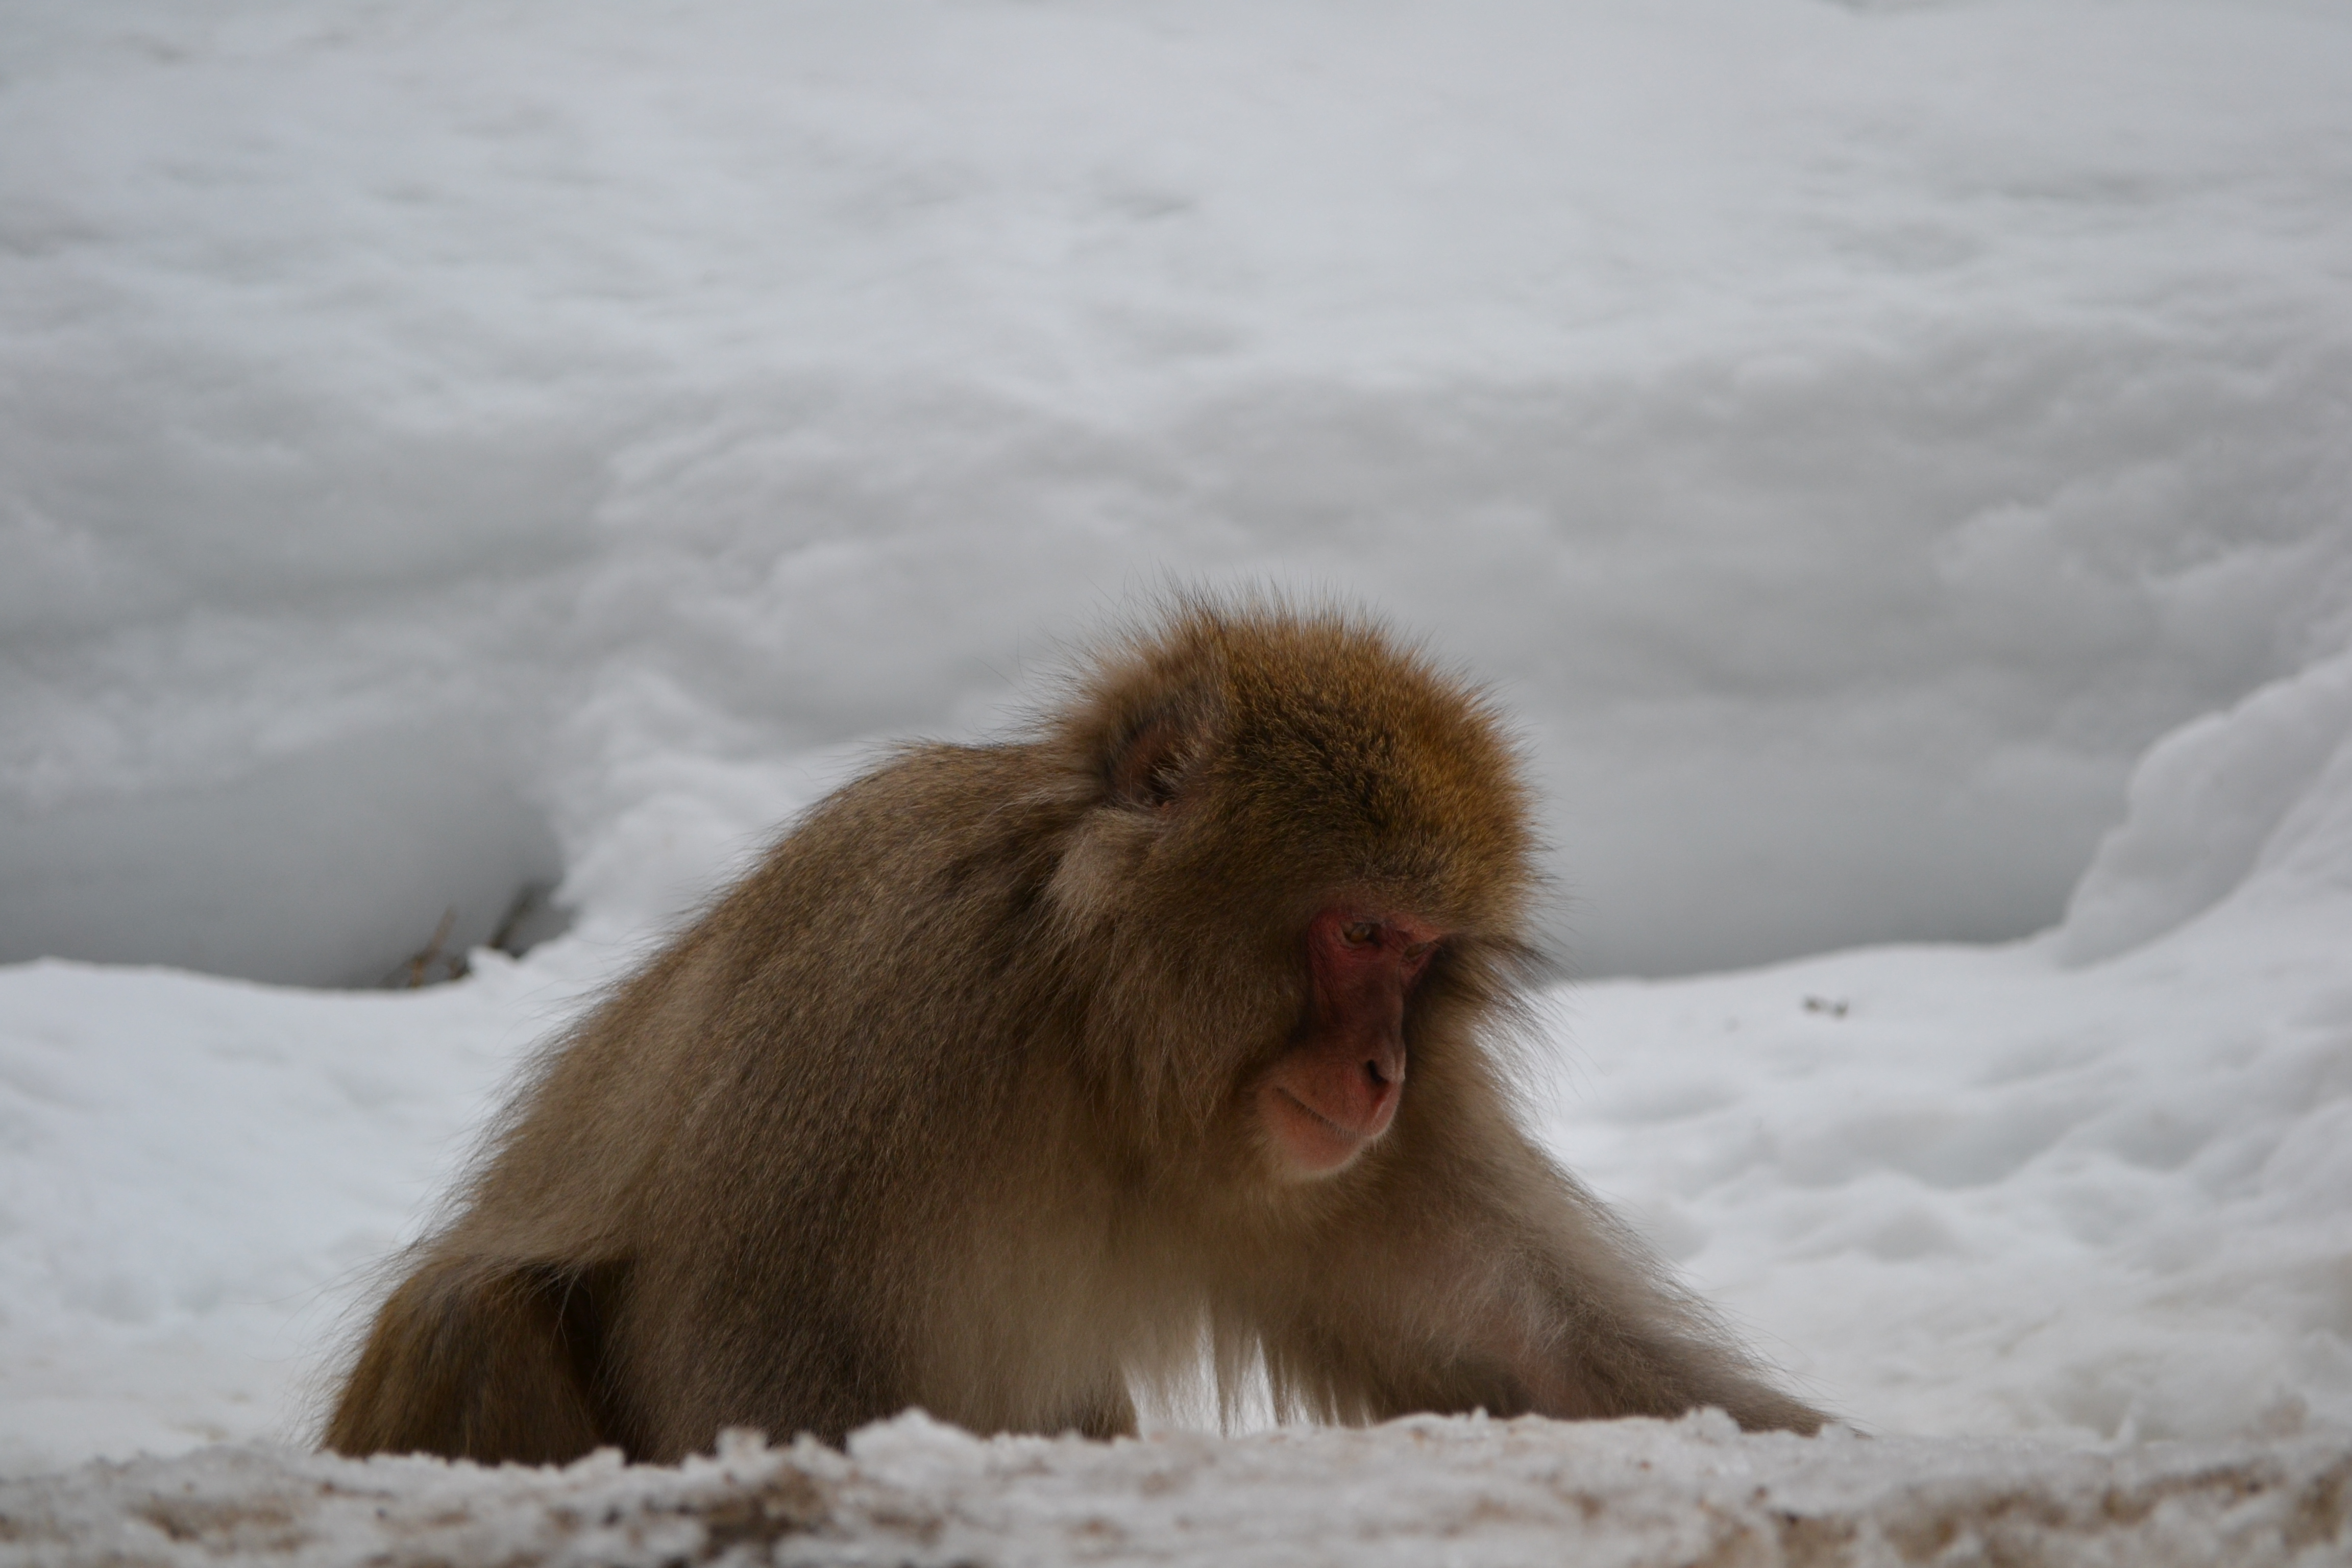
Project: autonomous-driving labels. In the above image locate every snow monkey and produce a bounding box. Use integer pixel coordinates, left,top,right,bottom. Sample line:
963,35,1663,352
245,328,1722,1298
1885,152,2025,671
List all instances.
326,598,1823,1463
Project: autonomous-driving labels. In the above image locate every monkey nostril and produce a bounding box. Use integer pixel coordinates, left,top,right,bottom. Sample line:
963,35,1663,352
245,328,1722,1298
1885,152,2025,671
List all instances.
1364,1058,1390,1087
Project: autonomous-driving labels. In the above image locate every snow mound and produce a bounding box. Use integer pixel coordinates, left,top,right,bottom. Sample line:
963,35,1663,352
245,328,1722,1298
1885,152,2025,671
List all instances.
2062,646,2352,963
6,1412,2347,1568
8,0,2352,983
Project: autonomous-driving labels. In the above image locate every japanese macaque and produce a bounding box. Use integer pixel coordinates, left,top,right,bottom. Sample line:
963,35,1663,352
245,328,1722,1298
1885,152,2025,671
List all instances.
326,598,1823,1464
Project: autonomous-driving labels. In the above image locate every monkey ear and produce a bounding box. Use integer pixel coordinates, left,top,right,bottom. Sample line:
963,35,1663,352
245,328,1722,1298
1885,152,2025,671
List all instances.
1106,709,1192,811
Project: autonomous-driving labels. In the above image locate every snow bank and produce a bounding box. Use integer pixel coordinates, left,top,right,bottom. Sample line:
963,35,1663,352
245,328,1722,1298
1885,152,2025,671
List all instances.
2061,647,2352,963
1533,638,2352,1446
6,1413,2347,1567
7,0,2351,982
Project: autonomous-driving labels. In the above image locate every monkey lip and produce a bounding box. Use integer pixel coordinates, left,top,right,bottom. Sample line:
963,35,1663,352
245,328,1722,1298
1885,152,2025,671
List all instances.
1268,1084,1389,1174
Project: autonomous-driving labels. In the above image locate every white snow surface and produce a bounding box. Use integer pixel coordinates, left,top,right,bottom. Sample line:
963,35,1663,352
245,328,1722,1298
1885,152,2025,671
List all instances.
7,0,2352,982
5,0,2352,1559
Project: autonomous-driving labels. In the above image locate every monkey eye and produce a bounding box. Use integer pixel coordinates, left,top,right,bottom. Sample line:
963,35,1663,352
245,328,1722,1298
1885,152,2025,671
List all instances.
1403,940,1436,962
1341,920,1379,947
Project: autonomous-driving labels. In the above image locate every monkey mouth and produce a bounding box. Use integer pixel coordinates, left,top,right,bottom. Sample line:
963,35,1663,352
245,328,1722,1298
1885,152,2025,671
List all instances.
1268,1085,1387,1177
1277,1087,1365,1142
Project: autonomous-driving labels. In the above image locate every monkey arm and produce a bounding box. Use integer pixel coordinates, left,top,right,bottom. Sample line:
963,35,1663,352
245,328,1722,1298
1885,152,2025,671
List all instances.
1484,1153,1827,1434
1264,1116,1827,1435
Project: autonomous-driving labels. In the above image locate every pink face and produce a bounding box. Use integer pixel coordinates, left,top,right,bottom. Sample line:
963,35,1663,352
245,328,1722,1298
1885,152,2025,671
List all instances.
1257,905,1442,1179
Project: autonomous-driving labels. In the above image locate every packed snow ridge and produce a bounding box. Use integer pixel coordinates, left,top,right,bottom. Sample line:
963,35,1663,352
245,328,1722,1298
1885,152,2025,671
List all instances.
8,1413,2351,1568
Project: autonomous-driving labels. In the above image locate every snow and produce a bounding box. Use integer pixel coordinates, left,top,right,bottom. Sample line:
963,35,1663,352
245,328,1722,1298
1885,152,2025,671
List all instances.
8,1414,2351,1568
8,0,2352,983
4,0,2351,1559
2061,647,2352,965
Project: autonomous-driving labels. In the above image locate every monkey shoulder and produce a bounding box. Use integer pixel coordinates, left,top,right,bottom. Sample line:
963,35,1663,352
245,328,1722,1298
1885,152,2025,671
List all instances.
717,743,1084,935
591,743,1084,1105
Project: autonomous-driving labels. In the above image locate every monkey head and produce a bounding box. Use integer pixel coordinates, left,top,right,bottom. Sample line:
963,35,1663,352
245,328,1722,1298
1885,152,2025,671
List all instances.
1042,600,1541,1184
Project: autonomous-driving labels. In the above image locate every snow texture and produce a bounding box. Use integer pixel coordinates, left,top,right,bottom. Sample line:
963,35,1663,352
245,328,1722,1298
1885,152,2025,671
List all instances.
2062,647,2352,963
4,1414,2349,1568
6,0,2352,982
5,0,2352,1560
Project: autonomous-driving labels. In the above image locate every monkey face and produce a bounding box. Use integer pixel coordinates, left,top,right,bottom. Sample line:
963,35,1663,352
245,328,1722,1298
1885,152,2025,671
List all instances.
1253,905,1442,1180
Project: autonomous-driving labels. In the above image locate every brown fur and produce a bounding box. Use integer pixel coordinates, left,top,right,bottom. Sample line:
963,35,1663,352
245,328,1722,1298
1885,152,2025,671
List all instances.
326,597,1824,1463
